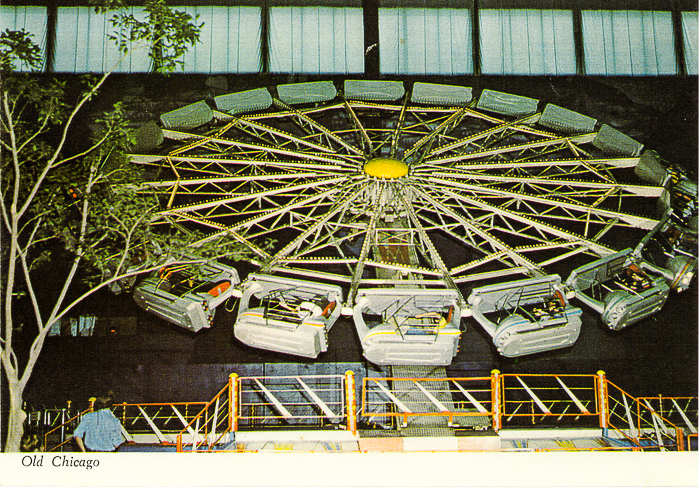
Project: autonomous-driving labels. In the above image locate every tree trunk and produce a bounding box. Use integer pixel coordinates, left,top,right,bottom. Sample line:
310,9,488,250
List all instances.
4,378,27,452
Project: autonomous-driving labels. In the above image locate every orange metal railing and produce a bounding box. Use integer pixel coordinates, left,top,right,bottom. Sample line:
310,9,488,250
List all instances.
362,372,601,431
44,403,93,452
636,396,697,435
40,370,695,453
236,373,348,429
498,373,601,429
176,376,235,452
604,382,686,451
175,372,355,452
113,401,209,444
361,370,691,451
361,375,494,428
43,398,209,452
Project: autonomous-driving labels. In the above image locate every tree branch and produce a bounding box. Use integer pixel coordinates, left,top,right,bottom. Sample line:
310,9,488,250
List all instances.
17,239,46,334
16,74,109,219
113,204,158,275
53,129,113,168
15,102,56,156
2,90,23,371
43,163,100,326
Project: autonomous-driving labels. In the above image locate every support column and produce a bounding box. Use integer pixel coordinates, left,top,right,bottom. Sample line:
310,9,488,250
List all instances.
260,1,269,74
45,0,57,72
490,370,501,432
363,0,379,77
672,6,687,76
345,371,357,435
472,0,481,76
676,427,685,452
229,373,239,433
572,6,585,75
596,371,609,431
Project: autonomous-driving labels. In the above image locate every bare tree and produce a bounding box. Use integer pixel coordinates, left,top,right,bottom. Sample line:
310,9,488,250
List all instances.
1,1,247,452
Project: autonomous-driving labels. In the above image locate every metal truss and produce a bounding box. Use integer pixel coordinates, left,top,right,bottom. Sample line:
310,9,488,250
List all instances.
133,82,665,307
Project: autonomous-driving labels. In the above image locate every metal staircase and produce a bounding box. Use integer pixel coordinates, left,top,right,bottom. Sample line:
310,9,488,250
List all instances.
391,365,455,436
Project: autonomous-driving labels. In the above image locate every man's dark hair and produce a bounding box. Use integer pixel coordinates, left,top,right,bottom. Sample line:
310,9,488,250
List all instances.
94,395,113,410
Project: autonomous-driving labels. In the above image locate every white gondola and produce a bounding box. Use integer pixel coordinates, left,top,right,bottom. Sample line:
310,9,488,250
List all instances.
635,214,697,293
467,275,582,358
353,288,461,366
234,274,344,359
632,151,697,293
133,260,239,332
566,249,670,331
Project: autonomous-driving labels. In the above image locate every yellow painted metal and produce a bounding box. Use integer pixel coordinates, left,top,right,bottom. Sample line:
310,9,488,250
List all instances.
363,157,408,179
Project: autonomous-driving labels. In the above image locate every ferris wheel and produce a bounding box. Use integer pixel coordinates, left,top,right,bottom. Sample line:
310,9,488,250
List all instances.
129,79,697,365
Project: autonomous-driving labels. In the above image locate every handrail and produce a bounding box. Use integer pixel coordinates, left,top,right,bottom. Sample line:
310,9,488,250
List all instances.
42,400,210,452
635,396,698,434
176,379,233,452
499,373,600,426
38,371,692,454
605,382,685,451
43,406,92,452
362,375,494,428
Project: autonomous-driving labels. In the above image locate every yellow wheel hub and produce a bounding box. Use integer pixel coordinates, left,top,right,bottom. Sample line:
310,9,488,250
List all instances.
363,158,409,179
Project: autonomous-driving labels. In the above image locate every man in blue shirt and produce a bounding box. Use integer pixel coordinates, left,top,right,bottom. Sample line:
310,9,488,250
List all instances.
73,395,124,452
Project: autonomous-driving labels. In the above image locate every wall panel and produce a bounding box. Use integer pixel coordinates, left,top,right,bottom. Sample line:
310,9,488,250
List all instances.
582,10,676,75
54,7,150,73
0,6,47,71
681,11,697,75
270,7,364,74
479,9,575,75
379,8,472,75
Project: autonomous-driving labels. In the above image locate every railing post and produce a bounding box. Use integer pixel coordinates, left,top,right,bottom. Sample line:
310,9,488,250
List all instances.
596,371,609,432
229,373,239,433
491,369,502,433
60,408,66,452
88,397,96,412
676,427,685,452
345,371,357,435
177,434,183,453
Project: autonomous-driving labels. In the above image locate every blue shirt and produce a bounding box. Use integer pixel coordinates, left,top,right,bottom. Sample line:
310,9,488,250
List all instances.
73,409,124,452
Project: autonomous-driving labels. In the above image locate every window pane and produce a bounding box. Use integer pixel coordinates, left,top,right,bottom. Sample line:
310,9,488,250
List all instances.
582,10,676,75
0,6,47,71
379,8,472,75
480,9,575,75
55,7,151,73
270,7,364,74
682,11,698,75
180,6,261,74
